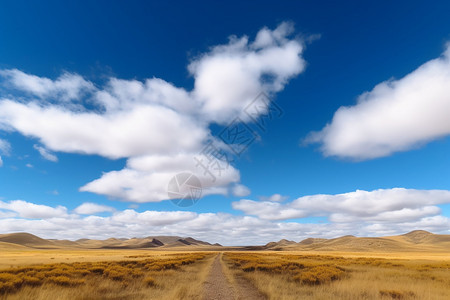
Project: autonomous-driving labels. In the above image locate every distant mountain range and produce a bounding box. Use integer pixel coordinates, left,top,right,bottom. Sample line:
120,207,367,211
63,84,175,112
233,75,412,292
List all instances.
1,230,449,252
0,232,222,250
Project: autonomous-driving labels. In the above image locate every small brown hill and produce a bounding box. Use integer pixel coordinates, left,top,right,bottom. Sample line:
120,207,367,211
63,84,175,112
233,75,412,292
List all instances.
264,239,297,250
0,233,56,248
297,236,405,252
298,238,327,246
401,230,433,243
0,241,29,250
91,237,164,249
384,230,450,249
184,237,211,246
145,236,183,244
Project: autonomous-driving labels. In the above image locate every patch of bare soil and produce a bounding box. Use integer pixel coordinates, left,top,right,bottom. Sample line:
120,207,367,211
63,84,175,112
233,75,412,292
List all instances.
203,254,266,300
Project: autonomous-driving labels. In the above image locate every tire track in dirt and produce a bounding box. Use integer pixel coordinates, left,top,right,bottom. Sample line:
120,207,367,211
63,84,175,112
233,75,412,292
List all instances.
203,253,266,300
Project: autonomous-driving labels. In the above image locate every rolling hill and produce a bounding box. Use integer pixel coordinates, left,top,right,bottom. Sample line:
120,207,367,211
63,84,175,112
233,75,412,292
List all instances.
1,230,448,252
0,232,218,250
263,230,450,252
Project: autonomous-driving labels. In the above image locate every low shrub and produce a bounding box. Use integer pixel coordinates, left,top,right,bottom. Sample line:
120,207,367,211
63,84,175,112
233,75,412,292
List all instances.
105,270,126,281
0,273,22,292
294,266,344,285
89,267,105,275
20,275,42,287
143,276,156,287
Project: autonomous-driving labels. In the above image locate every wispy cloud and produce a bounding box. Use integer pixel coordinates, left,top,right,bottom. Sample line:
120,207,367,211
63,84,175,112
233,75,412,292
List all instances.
0,139,11,167
33,145,58,162
0,139,10,155
0,69,95,101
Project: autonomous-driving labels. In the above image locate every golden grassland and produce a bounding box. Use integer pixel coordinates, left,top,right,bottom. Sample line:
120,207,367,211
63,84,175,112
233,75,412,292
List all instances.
0,248,449,299
0,248,216,270
223,252,450,299
281,250,450,261
0,252,214,299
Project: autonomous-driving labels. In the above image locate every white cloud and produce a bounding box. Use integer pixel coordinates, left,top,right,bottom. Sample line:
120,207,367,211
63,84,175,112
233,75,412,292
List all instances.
260,193,288,202
233,199,306,220
33,144,58,162
308,44,450,159
0,200,67,219
0,138,10,167
26,163,33,168
80,153,240,202
96,77,198,115
0,102,206,160
111,210,197,226
0,139,10,155
231,184,251,197
0,69,95,101
0,197,448,245
329,206,442,223
74,202,115,215
0,23,306,203
189,22,305,123
233,188,450,222
0,210,16,218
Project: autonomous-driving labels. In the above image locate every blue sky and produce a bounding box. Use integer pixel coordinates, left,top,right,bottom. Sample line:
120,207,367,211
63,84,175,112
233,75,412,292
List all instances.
0,1,449,245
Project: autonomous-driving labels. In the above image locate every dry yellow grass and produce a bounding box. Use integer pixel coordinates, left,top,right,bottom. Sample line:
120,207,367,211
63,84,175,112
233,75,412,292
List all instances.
0,252,213,299
0,248,212,270
1,249,449,299
223,252,450,300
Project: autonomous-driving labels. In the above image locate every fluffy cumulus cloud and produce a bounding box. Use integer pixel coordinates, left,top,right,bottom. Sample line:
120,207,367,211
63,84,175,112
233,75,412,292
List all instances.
189,22,305,123
80,153,241,203
0,97,207,159
233,188,450,223
0,23,305,202
0,197,449,245
308,44,450,160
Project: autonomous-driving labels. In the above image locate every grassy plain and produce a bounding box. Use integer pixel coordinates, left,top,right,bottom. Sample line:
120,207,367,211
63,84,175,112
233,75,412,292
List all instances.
223,251,450,300
0,250,214,299
0,248,449,299
0,248,213,269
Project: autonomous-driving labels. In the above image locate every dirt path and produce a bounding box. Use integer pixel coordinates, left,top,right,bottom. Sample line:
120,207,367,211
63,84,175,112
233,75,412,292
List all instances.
203,253,266,300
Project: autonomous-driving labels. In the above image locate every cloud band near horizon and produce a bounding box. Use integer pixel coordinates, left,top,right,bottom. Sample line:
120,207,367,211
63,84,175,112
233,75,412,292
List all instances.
0,188,449,245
